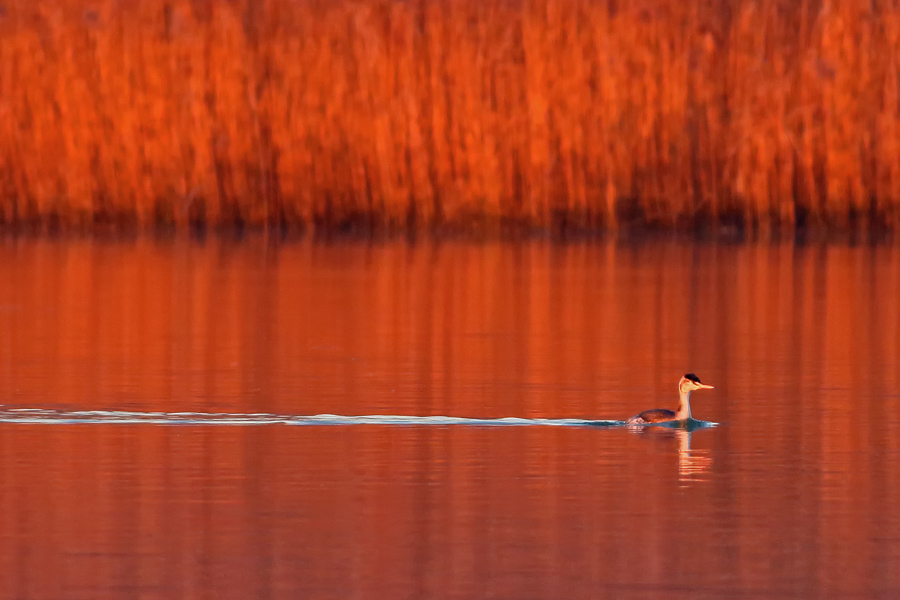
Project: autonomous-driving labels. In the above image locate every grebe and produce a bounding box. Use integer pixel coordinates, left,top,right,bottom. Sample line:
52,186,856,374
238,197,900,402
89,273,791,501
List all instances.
626,374,714,425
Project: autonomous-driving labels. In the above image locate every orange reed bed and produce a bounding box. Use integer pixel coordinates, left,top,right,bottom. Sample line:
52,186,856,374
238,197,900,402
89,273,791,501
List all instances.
0,0,897,233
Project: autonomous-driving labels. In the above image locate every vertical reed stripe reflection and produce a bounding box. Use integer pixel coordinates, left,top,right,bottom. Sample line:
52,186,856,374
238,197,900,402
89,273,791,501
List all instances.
0,238,898,418
0,238,898,597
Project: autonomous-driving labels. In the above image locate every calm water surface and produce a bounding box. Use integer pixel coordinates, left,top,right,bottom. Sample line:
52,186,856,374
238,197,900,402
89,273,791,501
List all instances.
0,237,898,599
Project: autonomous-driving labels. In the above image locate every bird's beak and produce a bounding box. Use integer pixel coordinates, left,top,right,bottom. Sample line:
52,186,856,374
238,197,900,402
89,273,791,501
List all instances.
699,383,714,389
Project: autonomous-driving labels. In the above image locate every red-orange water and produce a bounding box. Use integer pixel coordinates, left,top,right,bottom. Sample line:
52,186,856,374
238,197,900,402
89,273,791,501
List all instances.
0,237,898,598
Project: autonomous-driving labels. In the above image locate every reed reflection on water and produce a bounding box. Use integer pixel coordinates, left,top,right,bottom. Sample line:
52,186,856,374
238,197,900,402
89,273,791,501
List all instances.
0,237,898,599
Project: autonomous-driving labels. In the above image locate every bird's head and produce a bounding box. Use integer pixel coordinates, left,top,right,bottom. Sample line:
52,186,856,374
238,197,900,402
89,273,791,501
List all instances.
679,373,714,394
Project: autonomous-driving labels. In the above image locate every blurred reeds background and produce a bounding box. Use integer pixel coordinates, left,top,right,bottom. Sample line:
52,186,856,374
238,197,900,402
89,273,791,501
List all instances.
0,0,898,234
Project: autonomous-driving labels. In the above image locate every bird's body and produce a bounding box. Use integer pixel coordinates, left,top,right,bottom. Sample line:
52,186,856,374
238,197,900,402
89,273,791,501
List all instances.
626,374,713,425
630,408,677,423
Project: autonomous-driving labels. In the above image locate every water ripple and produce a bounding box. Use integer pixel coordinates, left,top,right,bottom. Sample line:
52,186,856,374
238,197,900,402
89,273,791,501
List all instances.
0,408,627,427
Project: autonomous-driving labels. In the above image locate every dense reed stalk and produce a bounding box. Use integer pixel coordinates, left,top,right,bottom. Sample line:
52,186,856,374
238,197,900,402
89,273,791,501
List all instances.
0,0,898,233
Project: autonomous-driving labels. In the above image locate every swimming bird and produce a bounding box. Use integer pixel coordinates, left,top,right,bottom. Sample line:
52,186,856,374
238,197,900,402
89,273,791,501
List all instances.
626,374,714,425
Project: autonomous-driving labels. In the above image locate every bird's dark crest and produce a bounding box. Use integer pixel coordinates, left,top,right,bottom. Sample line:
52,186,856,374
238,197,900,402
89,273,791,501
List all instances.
684,373,701,383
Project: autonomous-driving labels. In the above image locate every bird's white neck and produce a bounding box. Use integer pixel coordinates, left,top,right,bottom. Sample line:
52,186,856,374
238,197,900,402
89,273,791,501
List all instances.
675,389,692,420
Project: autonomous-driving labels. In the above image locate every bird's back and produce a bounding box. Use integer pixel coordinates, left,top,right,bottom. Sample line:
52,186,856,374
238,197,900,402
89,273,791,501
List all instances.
628,408,677,424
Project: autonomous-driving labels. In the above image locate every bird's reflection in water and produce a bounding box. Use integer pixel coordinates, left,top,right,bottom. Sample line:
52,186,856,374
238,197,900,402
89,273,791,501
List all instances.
674,429,713,483
629,426,713,483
